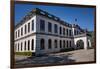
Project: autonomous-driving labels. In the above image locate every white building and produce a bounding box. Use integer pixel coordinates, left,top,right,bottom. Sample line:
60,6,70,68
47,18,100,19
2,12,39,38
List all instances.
14,8,92,55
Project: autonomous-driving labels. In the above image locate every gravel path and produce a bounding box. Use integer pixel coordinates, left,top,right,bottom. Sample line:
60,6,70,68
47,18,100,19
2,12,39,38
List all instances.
50,49,94,62
15,49,95,66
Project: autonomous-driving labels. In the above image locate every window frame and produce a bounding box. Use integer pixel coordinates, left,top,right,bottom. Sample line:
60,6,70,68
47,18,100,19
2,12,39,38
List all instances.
54,39,57,48
48,22,52,32
21,27,23,36
28,22,30,33
31,39,34,50
40,19,45,31
59,27,62,35
48,39,52,49
54,24,58,33
32,20,34,31
25,25,27,34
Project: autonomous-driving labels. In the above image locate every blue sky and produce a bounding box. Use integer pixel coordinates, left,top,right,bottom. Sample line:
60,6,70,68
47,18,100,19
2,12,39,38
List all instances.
15,3,95,31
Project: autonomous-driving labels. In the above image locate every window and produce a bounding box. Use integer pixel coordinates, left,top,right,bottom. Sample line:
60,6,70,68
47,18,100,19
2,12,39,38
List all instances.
40,39,45,50
21,27,23,36
69,30,72,36
28,40,30,50
54,40,57,48
63,40,65,48
66,29,68,36
24,41,26,51
59,27,62,35
32,20,34,31
40,20,45,31
18,30,20,37
74,30,76,35
31,39,34,50
25,25,27,34
48,39,52,49
54,24,58,33
28,23,30,33
48,22,52,32
16,31,17,38
21,42,23,51
60,40,62,48
63,28,65,35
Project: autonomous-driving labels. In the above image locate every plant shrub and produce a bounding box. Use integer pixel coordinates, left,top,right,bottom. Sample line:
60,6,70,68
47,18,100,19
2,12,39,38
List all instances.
15,52,32,56
60,48,75,52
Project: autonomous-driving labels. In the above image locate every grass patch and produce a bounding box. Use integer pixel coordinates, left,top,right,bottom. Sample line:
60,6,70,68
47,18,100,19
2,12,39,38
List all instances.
15,52,33,56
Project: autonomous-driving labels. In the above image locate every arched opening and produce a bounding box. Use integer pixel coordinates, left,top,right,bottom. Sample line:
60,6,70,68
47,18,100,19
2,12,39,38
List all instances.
60,40,62,48
76,40,84,49
21,42,23,51
31,39,34,50
28,40,30,51
24,41,26,51
70,41,72,47
63,40,65,48
40,39,45,50
48,39,52,49
54,39,57,48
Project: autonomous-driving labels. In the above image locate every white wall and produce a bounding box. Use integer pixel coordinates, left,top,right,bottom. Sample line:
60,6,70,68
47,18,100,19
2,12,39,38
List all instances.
15,15,36,40
35,34,73,54
14,13,87,54
35,15,75,54
15,35,36,52
36,15,72,36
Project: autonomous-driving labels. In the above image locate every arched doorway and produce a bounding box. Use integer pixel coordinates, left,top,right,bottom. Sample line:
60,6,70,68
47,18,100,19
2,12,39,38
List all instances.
76,40,84,49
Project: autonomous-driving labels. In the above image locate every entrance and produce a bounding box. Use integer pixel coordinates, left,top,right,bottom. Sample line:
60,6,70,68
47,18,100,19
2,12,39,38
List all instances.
76,40,84,49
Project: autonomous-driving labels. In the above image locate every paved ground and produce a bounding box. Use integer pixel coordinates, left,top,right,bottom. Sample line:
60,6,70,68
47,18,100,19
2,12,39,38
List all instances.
15,49,95,66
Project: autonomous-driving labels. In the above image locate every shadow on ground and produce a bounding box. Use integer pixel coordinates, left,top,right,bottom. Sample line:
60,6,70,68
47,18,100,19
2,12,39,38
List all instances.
16,53,75,65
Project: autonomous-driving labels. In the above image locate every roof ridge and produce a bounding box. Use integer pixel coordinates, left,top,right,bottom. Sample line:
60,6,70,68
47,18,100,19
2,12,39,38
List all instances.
15,8,72,29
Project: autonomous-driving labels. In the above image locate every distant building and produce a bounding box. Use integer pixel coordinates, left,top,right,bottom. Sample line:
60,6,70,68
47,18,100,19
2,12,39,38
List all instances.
14,8,92,55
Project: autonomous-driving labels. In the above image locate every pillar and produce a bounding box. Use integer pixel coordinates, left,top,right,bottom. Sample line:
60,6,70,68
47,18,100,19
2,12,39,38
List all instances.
88,39,92,48
83,37,88,50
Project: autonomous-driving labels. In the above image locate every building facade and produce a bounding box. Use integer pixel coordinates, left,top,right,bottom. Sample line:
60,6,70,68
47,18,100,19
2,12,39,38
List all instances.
14,8,92,55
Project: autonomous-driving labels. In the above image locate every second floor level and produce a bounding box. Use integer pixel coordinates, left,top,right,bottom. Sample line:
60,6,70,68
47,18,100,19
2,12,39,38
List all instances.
14,14,85,40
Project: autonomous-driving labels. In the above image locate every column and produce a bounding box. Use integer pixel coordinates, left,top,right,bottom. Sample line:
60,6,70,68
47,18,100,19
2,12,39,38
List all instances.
30,39,32,51
83,37,88,50
22,42,24,52
88,39,92,48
